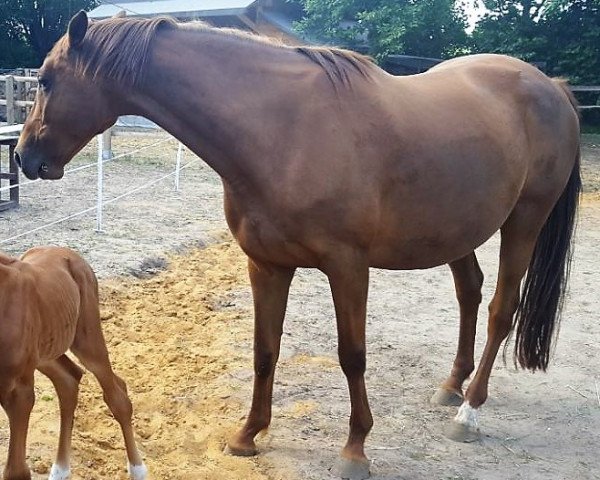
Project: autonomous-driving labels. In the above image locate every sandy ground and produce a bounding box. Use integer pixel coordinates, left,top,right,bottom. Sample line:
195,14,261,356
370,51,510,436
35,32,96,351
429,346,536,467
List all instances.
0,134,599,480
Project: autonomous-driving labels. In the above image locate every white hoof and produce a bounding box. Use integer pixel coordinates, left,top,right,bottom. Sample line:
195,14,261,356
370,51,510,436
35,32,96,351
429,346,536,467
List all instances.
444,401,480,442
128,462,148,480
48,463,70,480
454,401,478,429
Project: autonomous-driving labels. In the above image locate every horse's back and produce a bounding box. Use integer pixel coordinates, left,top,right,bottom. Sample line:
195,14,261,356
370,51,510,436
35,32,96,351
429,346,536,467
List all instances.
430,55,580,205
362,55,579,268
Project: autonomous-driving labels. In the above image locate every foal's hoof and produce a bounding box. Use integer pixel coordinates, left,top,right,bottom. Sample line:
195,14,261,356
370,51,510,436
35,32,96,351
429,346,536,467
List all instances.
430,388,463,407
336,457,371,480
444,421,480,443
127,462,148,480
48,463,70,480
224,440,258,457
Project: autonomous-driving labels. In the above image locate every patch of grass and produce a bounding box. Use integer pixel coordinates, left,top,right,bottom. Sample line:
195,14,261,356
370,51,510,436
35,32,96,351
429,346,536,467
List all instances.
582,124,600,135
582,133,600,146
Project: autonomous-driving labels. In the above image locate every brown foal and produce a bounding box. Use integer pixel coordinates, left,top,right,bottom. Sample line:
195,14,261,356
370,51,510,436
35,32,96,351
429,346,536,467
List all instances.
15,12,581,479
0,247,146,480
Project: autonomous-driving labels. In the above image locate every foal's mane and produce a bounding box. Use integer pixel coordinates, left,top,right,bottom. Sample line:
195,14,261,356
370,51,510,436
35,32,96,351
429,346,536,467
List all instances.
67,16,375,87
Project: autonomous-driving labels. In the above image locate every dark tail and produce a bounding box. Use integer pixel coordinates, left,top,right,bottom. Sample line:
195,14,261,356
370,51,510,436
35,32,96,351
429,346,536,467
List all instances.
512,82,581,371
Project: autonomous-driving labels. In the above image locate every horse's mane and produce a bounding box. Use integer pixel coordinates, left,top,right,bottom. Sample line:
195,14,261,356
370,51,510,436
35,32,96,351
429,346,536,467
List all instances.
65,16,375,87
70,16,177,86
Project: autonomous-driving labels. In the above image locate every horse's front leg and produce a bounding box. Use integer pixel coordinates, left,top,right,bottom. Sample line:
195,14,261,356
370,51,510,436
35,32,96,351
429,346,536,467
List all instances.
1,374,35,480
227,258,295,456
325,253,372,480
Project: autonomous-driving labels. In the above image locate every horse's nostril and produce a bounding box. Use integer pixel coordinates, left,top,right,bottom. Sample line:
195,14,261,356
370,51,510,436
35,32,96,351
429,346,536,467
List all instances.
14,151,22,168
40,163,49,173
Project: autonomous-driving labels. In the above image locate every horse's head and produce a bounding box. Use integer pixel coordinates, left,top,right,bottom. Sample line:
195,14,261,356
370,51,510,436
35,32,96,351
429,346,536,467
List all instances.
16,11,118,180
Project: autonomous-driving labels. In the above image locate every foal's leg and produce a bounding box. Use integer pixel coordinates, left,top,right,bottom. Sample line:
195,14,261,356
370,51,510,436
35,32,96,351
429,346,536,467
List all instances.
71,321,146,479
431,253,483,406
1,374,35,480
446,211,541,442
325,254,372,480
37,355,84,480
227,259,295,455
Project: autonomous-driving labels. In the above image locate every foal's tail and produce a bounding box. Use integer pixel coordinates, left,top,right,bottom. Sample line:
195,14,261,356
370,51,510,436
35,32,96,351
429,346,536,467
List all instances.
513,80,582,372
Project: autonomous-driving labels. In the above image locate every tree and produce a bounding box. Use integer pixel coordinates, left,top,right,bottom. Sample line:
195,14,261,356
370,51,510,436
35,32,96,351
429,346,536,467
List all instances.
472,0,600,83
0,0,98,68
295,0,469,60
0,21,37,68
542,0,600,84
471,1,552,60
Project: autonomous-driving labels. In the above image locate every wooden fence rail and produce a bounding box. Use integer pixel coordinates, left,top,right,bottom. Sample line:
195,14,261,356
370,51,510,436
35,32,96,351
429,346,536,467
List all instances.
0,74,37,124
572,86,600,110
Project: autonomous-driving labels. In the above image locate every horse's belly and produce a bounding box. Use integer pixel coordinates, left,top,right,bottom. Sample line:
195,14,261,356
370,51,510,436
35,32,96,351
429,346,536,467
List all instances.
38,313,78,361
368,171,523,269
368,220,500,270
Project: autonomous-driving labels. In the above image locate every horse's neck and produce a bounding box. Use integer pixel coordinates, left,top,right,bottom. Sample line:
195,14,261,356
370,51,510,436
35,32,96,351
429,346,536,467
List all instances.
122,28,302,186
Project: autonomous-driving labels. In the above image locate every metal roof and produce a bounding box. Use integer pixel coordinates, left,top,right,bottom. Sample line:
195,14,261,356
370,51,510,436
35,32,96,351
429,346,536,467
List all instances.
89,0,256,19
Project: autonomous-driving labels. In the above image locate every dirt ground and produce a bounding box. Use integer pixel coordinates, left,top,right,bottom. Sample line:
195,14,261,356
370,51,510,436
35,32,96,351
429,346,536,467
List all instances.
0,134,599,480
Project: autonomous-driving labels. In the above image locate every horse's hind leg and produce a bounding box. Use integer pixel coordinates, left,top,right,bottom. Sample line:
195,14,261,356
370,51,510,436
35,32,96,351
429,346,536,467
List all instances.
0,373,35,480
70,309,146,479
227,259,295,456
38,355,84,480
431,253,483,406
445,210,540,442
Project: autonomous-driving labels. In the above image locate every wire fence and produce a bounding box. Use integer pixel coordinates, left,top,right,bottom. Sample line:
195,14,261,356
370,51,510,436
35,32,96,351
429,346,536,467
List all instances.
0,129,200,246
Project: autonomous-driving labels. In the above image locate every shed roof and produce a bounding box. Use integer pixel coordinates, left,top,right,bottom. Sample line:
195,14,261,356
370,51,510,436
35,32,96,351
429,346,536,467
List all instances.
89,0,256,19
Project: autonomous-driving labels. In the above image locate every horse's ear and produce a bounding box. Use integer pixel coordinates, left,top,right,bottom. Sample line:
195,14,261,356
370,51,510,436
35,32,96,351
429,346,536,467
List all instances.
114,10,127,18
68,10,88,48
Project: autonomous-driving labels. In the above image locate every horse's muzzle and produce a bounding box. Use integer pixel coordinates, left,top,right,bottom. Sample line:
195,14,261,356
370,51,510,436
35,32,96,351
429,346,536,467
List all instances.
15,147,61,180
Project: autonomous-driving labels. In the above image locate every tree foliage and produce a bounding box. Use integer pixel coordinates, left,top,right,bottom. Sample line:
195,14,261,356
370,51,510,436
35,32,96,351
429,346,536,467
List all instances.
0,0,98,68
472,0,600,84
296,0,469,60
295,0,599,85
0,0,598,89
541,0,599,84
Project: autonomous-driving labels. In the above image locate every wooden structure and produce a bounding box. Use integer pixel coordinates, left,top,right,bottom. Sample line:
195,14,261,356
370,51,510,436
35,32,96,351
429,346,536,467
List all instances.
571,86,600,110
0,135,20,212
0,72,37,124
382,54,442,75
89,0,305,45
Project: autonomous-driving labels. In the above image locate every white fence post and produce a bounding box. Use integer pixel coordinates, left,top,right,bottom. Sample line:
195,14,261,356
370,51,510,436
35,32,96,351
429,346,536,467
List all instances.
96,134,104,232
101,128,113,160
175,142,184,191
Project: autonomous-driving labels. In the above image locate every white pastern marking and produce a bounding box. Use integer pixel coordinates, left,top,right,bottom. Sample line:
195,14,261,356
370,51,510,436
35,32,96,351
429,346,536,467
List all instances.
48,463,70,480
128,462,148,480
454,401,479,429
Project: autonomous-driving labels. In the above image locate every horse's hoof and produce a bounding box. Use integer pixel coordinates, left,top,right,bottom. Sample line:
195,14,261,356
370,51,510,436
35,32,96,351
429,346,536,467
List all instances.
224,441,258,457
444,421,480,443
336,457,371,480
48,463,71,480
128,462,148,480
430,387,463,406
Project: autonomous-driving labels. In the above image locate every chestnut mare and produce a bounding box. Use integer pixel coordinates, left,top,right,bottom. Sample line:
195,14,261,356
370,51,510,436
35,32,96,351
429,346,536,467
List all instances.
0,247,146,480
16,11,581,479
